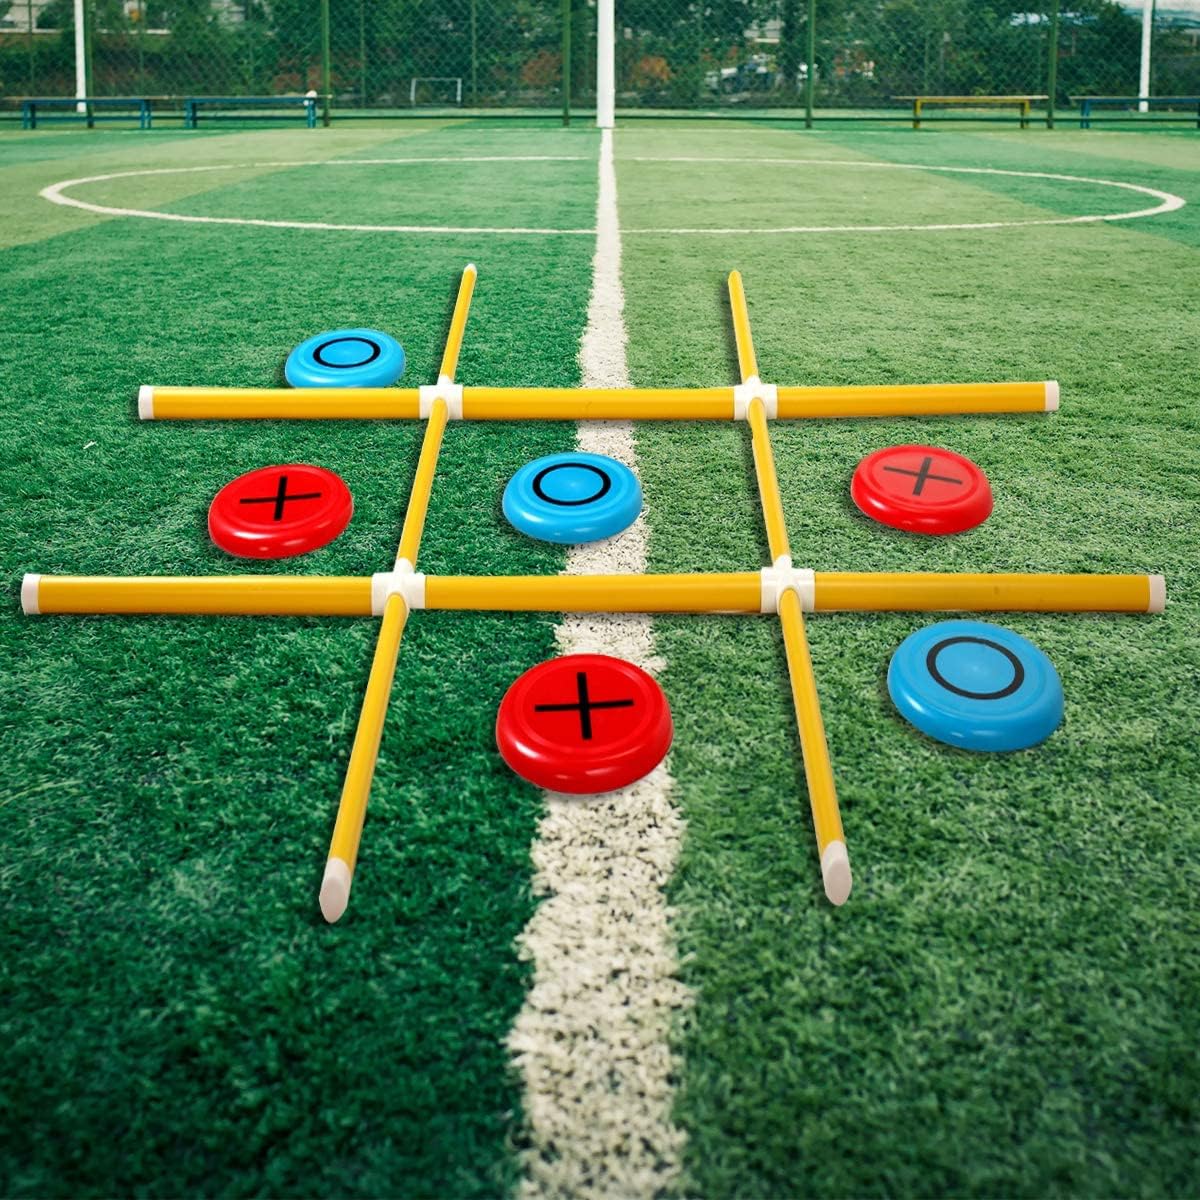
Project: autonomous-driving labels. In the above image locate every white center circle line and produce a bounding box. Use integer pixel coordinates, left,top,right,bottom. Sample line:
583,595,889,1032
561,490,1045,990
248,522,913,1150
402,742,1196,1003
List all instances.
39,156,1185,236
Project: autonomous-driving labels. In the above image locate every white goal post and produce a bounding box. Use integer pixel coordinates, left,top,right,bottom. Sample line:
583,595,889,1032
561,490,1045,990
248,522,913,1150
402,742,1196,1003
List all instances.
597,0,615,128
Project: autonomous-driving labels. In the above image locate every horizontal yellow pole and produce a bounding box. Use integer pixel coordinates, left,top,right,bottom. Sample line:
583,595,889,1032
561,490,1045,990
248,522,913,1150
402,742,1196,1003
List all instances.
459,387,735,420
320,592,409,924
23,574,373,616
23,571,1164,618
776,381,1056,419
425,572,763,612
142,387,422,421
140,382,1057,423
813,572,1164,613
779,589,850,905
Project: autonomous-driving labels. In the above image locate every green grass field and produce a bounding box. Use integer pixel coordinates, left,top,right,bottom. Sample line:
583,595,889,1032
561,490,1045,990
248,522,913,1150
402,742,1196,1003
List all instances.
1,119,1197,1198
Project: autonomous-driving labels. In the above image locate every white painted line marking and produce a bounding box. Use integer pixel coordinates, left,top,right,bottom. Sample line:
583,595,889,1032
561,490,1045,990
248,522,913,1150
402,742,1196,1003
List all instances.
40,158,1184,236
508,127,691,1199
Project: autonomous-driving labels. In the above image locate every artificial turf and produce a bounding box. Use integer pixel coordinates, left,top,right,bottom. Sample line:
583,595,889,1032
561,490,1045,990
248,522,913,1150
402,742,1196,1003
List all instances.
620,124,1200,1196
1,118,1197,1198
0,123,593,1196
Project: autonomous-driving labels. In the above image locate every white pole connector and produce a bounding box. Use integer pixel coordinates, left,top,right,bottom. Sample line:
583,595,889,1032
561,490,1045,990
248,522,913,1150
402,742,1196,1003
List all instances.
760,555,815,613
733,376,779,421
418,375,464,420
1147,574,1166,614
371,560,427,615
20,574,41,615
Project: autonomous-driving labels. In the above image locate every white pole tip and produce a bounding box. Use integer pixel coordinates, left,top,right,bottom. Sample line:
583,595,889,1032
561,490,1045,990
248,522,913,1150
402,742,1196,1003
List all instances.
319,858,353,923
137,385,155,420
1147,574,1166,614
821,840,852,906
1044,381,1060,412
20,573,41,615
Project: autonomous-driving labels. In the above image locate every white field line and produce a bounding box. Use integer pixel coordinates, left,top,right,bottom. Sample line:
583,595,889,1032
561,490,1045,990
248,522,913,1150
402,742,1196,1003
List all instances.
39,159,1184,236
507,127,691,1199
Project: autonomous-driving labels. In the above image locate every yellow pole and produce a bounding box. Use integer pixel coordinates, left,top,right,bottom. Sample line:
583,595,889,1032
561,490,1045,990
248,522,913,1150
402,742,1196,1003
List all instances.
778,586,847,897
438,262,476,380
428,570,1164,616
396,399,449,566
746,401,790,562
140,381,1055,424
320,263,476,924
21,570,1164,619
460,387,734,421
22,573,373,616
775,381,1057,419
813,572,1165,614
321,591,408,919
748,397,852,907
425,572,763,612
141,387,423,421
732,271,851,906
727,269,759,383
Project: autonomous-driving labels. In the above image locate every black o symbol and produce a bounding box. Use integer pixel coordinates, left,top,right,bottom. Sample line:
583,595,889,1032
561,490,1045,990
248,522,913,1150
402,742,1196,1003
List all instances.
532,462,612,507
926,636,1025,701
313,336,382,369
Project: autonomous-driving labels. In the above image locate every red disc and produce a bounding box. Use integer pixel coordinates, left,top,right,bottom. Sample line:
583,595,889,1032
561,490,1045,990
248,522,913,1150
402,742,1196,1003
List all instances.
208,463,353,558
496,654,673,795
851,445,992,535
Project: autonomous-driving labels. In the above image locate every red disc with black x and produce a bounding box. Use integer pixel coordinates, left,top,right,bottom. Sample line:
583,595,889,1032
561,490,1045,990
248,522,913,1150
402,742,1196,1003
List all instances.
496,654,673,794
851,444,993,535
208,463,353,559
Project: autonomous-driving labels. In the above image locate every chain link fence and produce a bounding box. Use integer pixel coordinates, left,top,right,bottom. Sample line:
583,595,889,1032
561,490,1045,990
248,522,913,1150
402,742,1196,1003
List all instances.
1,1,1197,118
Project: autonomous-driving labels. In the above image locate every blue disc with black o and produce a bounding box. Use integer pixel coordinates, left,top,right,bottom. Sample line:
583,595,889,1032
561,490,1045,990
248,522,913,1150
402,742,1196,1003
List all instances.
285,328,406,388
503,452,642,545
887,619,1064,752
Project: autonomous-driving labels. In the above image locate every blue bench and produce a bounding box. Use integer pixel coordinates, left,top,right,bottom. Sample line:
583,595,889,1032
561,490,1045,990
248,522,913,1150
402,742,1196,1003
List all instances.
21,97,152,130
1075,95,1200,129
184,95,318,129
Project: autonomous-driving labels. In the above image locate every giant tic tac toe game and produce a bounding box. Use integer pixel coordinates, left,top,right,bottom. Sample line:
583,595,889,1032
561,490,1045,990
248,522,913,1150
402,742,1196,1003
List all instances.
21,266,1165,921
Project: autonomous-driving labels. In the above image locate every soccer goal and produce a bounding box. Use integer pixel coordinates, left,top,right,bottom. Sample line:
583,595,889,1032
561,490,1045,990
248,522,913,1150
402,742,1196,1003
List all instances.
409,77,464,107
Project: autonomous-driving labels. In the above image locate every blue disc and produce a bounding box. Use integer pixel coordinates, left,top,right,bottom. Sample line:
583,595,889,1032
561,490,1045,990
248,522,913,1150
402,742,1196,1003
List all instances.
285,328,405,388
502,452,642,545
887,619,1064,752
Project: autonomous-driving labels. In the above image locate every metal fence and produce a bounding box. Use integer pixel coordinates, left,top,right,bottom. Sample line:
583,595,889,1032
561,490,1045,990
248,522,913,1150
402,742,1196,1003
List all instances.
1,1,1198,117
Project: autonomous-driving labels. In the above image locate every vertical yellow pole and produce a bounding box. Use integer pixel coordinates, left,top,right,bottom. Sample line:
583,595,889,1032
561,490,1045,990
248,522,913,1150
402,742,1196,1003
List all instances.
438,262,477,382
776,586,849,902
727,269,759,384
729,271,852,906
320,264,477,923
320,592,408,916
396,400,449,567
